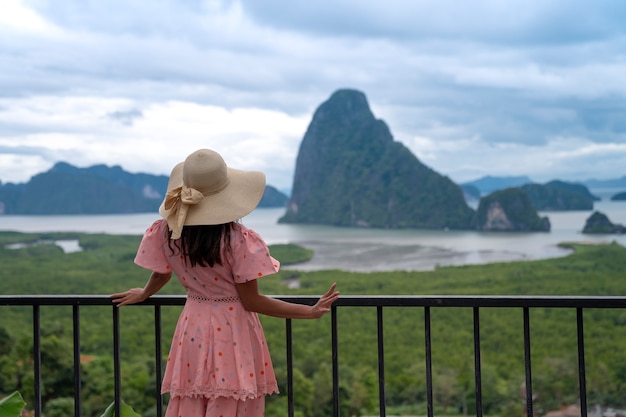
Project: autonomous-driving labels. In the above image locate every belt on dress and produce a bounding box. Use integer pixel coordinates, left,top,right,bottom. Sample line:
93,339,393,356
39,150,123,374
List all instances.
187,292,240,303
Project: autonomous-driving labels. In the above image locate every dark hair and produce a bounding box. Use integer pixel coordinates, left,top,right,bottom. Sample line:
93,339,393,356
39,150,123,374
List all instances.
168,223,232,267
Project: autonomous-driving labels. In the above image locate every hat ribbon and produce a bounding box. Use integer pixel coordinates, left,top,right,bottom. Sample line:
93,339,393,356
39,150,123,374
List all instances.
163,185,205,239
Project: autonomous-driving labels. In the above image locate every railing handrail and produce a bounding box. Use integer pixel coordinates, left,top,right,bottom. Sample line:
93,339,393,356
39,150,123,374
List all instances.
3,294,626,308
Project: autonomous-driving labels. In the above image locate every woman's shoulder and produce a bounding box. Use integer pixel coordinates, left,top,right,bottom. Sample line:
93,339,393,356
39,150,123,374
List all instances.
143,218,169,238
227,222,279,279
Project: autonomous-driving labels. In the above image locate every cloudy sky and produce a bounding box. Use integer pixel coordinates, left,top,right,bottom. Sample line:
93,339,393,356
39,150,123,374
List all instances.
1,0,625,192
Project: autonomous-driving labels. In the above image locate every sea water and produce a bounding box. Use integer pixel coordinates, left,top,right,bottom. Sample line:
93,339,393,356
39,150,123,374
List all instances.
1,195,625,272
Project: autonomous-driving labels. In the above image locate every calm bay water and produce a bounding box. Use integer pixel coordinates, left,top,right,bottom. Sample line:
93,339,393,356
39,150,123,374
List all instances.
1,194,625,272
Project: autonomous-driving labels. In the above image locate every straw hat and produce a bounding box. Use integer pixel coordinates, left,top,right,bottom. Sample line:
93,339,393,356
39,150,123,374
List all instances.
159,149,265,239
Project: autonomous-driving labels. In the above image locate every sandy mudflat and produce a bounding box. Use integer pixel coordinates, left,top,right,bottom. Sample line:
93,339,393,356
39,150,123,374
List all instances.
281,240,570,272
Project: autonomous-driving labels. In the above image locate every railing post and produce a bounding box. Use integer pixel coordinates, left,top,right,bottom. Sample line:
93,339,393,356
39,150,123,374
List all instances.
332,305,339,417
113,305,121,417
577,308,588,417
73,305,82,417
523,307,534,417
33,305,42,417
286,318,294,417
473,307,483,417
377,306,386,417
154,305,163,417
424,306,433,417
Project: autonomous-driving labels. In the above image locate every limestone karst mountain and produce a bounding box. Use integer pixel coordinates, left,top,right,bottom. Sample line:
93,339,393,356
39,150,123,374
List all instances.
279,89,475,229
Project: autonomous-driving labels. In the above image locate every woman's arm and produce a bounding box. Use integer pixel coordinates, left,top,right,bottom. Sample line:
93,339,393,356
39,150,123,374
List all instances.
110,271,173,306
236,280,339,319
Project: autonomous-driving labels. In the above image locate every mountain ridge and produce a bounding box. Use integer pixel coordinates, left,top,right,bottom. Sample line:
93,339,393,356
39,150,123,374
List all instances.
464,175,622,198
0,162,288,215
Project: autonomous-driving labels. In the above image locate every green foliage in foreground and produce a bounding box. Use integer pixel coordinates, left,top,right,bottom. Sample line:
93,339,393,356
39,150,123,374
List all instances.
100,400,141,417
1,232,626,417
0,391,26,416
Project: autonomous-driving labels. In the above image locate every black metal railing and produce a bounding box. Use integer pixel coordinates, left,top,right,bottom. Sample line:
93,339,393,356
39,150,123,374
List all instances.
2,294,626,417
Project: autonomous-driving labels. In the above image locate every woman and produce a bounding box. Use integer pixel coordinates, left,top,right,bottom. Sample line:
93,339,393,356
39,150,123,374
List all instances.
111,148,339,417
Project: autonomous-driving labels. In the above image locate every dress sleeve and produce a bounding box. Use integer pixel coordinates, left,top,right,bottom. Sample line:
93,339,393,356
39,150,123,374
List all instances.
134,219,173,275
229,226,280,284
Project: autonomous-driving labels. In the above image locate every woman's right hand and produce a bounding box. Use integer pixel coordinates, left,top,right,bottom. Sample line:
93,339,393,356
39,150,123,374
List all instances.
110,288,147,307
111,271,172,307
310,283,340,318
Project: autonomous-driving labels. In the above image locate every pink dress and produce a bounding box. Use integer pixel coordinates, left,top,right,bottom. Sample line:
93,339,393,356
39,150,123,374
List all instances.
134,219,280,404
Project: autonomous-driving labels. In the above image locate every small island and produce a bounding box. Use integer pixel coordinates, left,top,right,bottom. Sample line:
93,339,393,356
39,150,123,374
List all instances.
610,191,626,201
582,211,626,234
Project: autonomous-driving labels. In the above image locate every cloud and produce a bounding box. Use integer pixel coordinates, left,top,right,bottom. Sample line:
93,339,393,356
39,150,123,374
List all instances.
407,134,626,183
240,0,626,44
0,94,308,188
0,0,62,35
0,0,625,189
108,109,143,126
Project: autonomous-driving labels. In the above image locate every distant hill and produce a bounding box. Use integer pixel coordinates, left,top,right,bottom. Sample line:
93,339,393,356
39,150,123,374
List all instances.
464,176,605,200
462,175,533,195
0,162,288,215
463,176,599,210
583,176,626,189
259,185,288,207
521,181,595,211
51,161,168,200
544,180,600,201
279,89,475,229
9,169,161,214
